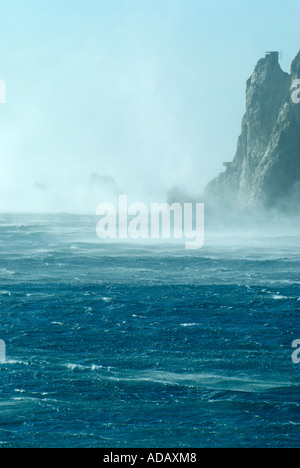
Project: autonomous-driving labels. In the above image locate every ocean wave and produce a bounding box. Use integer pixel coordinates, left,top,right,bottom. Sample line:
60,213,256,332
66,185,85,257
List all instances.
65,363,114,372
5,360,30,366
106,371,296,393
180,323,200,327
0,290,11,296
0,269,16,276
271,294,299,300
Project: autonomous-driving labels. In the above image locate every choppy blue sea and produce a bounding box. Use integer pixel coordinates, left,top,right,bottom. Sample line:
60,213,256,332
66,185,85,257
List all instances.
0,214,299,448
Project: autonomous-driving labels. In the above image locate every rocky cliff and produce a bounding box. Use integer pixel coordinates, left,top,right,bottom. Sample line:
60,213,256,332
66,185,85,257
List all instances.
204,51,300,213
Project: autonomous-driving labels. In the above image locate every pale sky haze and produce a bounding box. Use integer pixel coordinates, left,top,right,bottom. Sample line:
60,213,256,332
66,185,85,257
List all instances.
0,0,299,212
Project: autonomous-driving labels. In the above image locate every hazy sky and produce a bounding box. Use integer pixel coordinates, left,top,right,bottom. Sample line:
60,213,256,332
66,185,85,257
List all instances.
0,0,300,212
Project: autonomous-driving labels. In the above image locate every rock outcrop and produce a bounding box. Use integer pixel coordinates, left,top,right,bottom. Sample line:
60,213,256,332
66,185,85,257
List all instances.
204,51,300,213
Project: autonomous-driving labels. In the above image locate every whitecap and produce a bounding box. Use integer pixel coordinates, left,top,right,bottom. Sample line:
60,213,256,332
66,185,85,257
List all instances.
65,363,112,372
91,365,103,371
0,291,11,296
107,370,293,393
0,269,15,276
66,363,85,370
6,360,29,366
181,323,199,327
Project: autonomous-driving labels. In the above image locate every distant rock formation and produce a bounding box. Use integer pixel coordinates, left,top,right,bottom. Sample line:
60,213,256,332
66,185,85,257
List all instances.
88,173,121,204
204,50,300,213
167,185,194,205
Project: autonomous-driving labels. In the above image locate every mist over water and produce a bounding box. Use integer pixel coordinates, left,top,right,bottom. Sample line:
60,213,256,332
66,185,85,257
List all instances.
1,0,300,214
1,0,300,450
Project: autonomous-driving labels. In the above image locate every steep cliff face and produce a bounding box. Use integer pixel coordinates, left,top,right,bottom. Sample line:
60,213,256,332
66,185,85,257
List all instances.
205,51,300,212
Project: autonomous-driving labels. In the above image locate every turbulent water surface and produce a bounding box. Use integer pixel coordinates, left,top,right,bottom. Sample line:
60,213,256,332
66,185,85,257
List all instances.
0,214,299,448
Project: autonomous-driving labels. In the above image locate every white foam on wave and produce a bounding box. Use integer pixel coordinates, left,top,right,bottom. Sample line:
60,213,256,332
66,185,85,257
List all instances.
0,269,16,276
66,363,85,370
63,365,294,393
13,397,37,402
107,370,294,393
0,290,11,296
272,294,299,300
180,323,199,328
102,297,112,302
5,360,30,366
65,363,114,372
